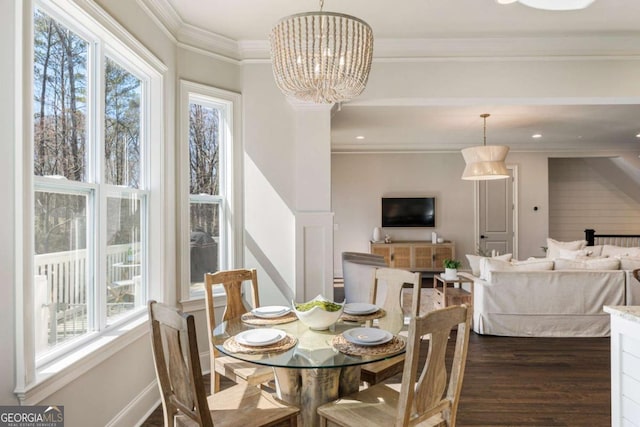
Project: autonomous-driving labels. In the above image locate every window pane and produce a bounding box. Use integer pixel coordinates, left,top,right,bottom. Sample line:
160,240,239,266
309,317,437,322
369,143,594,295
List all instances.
106,195,143,322
190,202,219,295
34,191,88,355
189,103,220,195
105,57,141,187
33,9,88,181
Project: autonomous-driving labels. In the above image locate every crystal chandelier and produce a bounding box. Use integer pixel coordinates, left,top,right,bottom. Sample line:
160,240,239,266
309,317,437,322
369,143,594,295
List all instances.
461,114,510,180
269,0,374,104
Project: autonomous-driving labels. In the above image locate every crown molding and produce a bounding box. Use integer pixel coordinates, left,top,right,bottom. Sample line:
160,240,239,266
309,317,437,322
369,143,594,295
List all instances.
177,22,239,60
136,0,182,35
137,1,640,62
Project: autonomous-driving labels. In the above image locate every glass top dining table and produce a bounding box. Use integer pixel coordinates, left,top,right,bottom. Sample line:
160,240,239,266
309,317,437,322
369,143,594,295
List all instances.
212,315,406,427
212,316,404,369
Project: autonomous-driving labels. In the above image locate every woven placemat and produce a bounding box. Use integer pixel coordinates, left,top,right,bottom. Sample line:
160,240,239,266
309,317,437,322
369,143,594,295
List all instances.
223,334,298,354
241,311,298,325
341,308,386,323
332,334,405,357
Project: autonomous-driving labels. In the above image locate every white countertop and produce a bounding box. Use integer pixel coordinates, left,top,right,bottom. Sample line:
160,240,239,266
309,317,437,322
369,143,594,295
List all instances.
604,306,640,324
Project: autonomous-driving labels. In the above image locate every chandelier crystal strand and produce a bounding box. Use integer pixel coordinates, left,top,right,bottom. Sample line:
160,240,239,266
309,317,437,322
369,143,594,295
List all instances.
270,9,373,103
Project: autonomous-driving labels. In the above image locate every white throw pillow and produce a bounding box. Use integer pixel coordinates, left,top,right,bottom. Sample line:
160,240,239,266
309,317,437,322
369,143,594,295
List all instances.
483,258,554,282
601,245,640,258
468,253,512,277
546,238,587,259
619,256,640,271
587,245,604,257
555,248,590,259
553,257,620,271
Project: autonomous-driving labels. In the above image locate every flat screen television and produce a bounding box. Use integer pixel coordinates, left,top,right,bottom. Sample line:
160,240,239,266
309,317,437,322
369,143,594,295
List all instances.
381,197,435,228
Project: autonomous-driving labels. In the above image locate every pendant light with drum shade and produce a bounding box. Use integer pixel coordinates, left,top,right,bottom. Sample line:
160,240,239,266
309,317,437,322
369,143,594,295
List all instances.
461,114,510,180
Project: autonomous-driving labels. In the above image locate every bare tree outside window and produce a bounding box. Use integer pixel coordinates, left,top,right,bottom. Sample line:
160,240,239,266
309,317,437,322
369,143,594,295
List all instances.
33,9,87,182
104,57,141,188
189,103,221,289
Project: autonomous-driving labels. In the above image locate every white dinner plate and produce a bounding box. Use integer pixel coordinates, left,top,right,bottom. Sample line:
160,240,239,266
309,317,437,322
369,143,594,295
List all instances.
343,328,393,346
235,329,286,347
251,306,291,318
343,303,379,315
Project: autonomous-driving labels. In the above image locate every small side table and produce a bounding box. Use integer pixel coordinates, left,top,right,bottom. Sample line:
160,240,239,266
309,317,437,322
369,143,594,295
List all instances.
433,272,474,310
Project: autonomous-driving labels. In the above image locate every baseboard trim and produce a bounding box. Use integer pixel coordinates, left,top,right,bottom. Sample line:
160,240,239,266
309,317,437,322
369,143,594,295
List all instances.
109,351,211,427
105,380,160,427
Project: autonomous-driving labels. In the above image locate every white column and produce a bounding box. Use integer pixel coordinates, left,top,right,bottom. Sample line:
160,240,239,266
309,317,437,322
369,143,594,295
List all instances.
289,100,334,301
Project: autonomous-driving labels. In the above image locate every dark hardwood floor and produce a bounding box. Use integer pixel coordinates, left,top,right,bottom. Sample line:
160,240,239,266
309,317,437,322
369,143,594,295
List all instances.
455,333,610,426
141,332,610,426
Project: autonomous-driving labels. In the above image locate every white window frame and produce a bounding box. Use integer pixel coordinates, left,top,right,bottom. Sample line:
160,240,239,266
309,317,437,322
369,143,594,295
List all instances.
179,80,243,308
15,0,167,403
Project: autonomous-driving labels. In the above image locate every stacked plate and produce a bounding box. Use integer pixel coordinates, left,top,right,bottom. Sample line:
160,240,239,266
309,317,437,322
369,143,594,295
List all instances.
342,327,393,346
343,303,379,315
250,305,291,319
235,328,287,347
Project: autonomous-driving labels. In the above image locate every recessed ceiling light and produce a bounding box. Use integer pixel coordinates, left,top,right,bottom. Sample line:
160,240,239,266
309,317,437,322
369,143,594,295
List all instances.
356,135,365,140
636,133,640,138
532,133,542,139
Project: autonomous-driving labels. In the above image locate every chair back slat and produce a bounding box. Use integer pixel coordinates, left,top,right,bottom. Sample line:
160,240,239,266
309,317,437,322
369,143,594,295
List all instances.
164,325,193,407
149,301,213,427
371,268,421,334
396,304,471,427
205,269,260,322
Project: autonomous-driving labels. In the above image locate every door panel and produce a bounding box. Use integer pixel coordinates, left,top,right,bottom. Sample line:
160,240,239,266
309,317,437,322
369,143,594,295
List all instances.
479,170,514,256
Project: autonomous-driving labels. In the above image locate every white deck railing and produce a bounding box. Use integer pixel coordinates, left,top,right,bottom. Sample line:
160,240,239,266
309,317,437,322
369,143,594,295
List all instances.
34,243,138,350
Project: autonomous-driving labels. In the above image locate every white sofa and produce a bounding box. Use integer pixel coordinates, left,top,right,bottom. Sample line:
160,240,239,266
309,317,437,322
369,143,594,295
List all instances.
469,240,640,337
472,269,628,337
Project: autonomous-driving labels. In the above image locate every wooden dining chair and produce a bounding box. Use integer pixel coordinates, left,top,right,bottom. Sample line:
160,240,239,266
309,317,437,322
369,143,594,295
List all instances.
148,301,299,427
317,304,472,427
204,269,275,393
360,267,421,385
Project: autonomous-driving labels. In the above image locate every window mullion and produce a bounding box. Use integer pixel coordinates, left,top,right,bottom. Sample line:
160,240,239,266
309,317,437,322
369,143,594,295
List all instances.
93,39,107,331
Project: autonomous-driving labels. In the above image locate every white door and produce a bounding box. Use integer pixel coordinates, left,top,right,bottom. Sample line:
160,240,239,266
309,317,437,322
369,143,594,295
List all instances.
478,168,516,257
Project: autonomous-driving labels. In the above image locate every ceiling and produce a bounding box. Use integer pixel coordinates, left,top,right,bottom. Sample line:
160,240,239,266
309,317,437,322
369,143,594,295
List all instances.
146,0,640,152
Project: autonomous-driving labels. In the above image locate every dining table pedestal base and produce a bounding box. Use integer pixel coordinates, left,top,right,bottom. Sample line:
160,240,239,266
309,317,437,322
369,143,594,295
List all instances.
274,365,361,427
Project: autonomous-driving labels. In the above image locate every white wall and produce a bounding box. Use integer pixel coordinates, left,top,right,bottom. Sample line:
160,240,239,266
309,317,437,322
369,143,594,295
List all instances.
241,62,298,302
361,59,640,101
508,152,550,259
1,0,18,407
332,152,474,273
550,157,640,241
